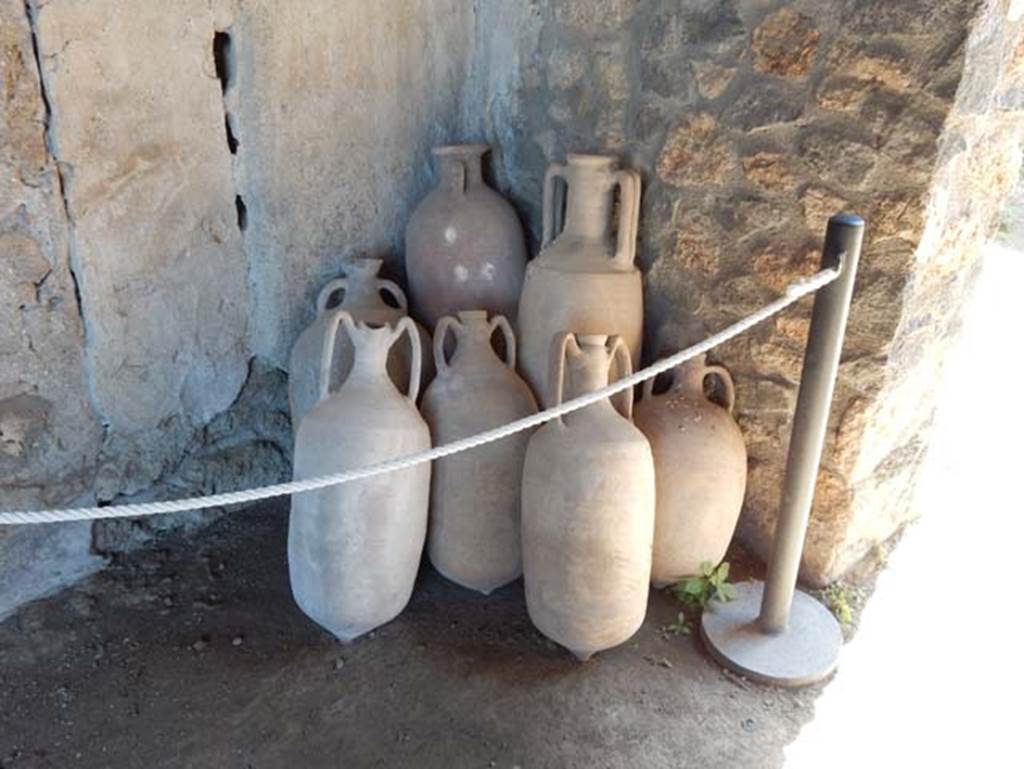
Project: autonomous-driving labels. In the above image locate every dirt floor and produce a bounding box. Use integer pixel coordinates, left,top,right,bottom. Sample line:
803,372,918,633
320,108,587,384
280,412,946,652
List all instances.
0,503,828,768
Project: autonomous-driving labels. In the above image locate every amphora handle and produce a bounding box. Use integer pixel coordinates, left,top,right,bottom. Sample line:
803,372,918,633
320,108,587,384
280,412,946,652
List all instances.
316,309,355,403
703,363,736,413
435,313,517,375
433,315,459,376
612,169,641,269
389,317,422,403
547,331,577,423
317,312,422,404
541,163,568,248
607,335,634,420
377,278,408,310
641,358,736,413
490,315,516,369
315,278,348,316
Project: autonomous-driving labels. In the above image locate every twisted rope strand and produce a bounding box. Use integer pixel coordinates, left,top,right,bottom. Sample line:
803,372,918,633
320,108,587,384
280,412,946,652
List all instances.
0,267,838,526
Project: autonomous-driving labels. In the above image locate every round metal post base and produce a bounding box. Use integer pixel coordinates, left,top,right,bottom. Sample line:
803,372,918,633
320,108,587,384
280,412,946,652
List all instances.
700,581,842,687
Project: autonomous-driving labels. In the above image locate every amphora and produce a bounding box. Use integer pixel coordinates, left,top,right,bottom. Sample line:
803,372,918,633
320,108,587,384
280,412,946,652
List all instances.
288,258,431,430
521,333,655,660
421,311,538,594
517,154,643,406
289,311,431,641
405,144,528,329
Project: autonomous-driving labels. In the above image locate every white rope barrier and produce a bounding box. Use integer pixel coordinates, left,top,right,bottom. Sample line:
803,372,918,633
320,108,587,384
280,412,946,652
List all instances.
0,266,839,526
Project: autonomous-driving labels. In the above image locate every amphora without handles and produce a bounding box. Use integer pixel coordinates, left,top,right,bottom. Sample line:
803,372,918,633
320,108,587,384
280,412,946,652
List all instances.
287,258,433,431
405,144,528,329
634,354,747,587
289,310,431,642
421,310,538,594
521,332,655,660
517,154,643,407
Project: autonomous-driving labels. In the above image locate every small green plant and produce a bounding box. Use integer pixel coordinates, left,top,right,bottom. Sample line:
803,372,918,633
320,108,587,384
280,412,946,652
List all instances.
659,611,691,638
820,582,860,626
670,561,737,609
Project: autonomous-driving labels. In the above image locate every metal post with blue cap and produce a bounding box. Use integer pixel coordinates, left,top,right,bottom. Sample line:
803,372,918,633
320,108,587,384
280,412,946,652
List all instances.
701,212,865,687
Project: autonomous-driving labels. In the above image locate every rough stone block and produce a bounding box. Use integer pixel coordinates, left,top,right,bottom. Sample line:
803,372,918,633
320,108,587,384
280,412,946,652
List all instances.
658,113,740,187
751,8,820,78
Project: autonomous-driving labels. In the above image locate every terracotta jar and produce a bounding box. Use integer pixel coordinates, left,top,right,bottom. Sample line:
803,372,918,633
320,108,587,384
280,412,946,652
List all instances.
521,333,655,660
288,258,431,430
420,310,538,594
405,144,528,329
289,311,431,642
517,154,643,406
635,355,747,587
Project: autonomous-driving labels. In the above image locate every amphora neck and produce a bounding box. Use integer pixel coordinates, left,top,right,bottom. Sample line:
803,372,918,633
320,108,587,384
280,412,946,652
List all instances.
342,258,384,304
435,144,488,193
564,334,618,424
671,355,708,397
450,310,497,364
345,323,397,384
562,154,618,243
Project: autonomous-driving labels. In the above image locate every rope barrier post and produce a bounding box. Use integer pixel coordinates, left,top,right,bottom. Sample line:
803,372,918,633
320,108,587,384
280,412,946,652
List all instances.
700,212,865,687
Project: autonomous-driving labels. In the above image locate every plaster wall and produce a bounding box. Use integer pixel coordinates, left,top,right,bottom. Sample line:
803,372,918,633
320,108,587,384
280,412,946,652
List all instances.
0,0,473,617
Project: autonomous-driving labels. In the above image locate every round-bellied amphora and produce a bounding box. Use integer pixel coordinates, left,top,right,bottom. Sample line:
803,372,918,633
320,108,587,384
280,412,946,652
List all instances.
634,354,747,587
421,310,538,594
288,311,431,642
287,258,432,431
405,144,528,329
521,333,655,660
517,154,643,407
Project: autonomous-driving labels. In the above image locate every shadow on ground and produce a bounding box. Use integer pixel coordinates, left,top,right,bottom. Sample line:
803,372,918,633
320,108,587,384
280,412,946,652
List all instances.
0,503,824,768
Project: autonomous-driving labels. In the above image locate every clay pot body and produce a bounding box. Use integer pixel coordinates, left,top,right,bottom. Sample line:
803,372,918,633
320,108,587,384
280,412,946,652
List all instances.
521,333,655,660
421,311,538,594
634,355,747,587
405,144,528,329
289,311,431,642
288,258,431,430
517,154,643,407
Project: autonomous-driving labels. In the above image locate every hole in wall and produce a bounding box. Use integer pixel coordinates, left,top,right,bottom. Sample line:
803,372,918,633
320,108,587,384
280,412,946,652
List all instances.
225,115,239,154
235,196,248,231
216,28,246,234
213,31,234,93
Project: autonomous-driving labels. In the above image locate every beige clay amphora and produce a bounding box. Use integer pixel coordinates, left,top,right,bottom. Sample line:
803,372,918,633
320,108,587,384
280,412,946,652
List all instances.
289,311,431,642
405,144,528,329
421,310,538,594
517,154,643,406
287,258,432,430
521,333,655,660
634,354,747,587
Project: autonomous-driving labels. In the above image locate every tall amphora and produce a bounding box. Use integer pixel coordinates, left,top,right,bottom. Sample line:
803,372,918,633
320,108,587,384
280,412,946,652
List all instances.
289,311,431,642
517,154,642,406
405,144,528,329
521,333,655,660
421,311,538,594
287,258,431,430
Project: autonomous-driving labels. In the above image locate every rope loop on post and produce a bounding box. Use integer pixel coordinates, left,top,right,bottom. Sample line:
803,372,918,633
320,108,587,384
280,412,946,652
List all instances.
0,266,839,526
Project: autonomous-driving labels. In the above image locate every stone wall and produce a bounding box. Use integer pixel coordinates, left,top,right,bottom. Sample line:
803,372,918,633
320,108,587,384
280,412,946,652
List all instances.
2,0,1021,616
468,0,1024,585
